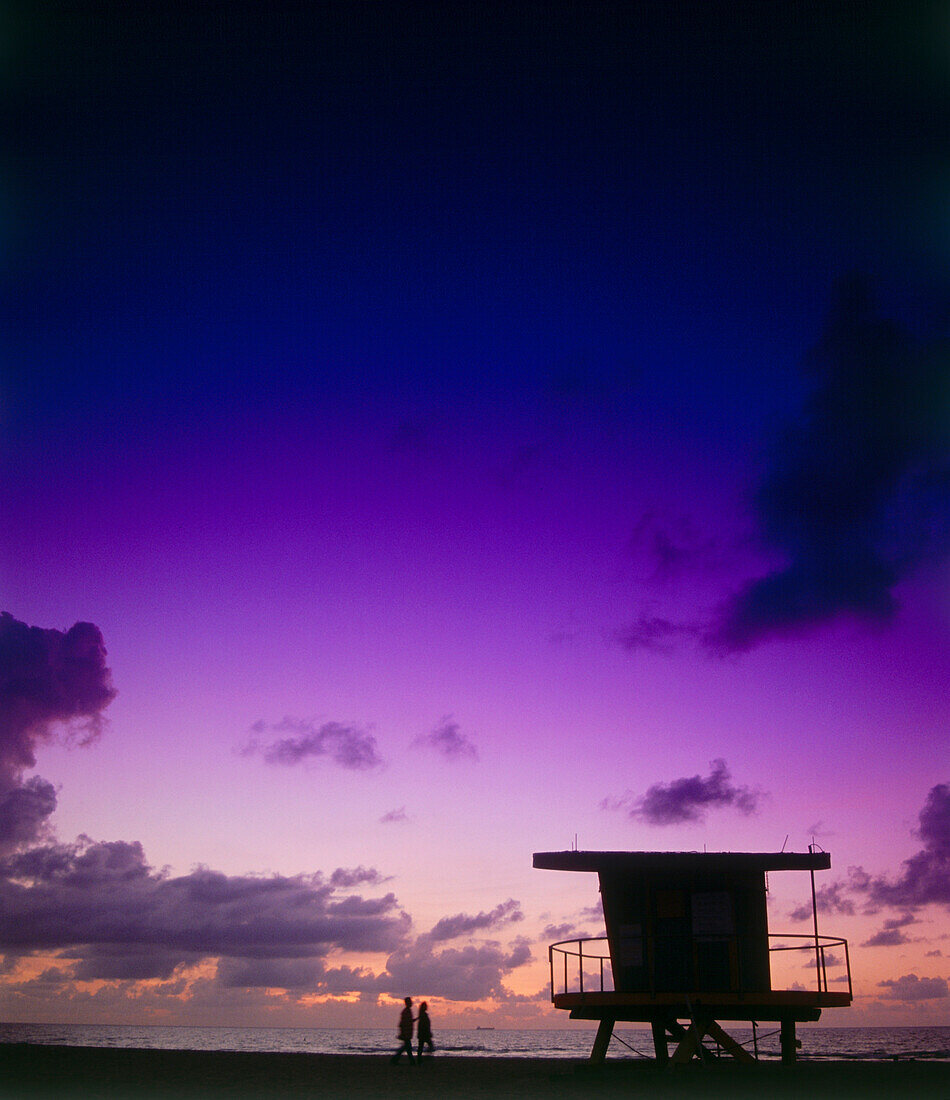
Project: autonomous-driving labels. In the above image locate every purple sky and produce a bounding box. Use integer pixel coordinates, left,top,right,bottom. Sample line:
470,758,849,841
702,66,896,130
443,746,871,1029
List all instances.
1,3,948,1028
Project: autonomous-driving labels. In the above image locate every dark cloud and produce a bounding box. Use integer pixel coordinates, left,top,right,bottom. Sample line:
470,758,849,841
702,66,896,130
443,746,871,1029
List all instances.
789,786,950,934
603,759,759,826
926,950,943,957
0,777,58,850
427,899,523,943
413,717,477,762
379,807,408,825
246,718,382,771
709,276,950,651
866,783,950,910
0,613,116,851
877,974,948,1001
216,956,329,991
0,836,409,970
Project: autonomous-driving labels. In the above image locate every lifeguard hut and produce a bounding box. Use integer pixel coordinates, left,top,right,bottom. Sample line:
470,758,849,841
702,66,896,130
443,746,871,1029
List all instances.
534,849,851,1064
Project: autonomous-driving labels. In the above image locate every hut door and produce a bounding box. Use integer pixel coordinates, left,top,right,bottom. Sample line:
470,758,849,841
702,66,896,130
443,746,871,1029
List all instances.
691,890,736,991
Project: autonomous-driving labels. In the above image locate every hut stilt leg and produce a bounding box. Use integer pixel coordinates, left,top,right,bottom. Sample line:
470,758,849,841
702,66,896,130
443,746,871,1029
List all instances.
589,1016,614,1064
780,1018,797,1064
651,1020,669,1065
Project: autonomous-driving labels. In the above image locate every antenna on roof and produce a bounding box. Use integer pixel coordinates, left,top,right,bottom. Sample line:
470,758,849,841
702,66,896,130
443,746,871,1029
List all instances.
781,834,788,852
572,833,578,852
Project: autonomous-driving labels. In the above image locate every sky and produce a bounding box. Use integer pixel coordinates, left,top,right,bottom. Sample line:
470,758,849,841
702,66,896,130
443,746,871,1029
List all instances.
1,2,948,1030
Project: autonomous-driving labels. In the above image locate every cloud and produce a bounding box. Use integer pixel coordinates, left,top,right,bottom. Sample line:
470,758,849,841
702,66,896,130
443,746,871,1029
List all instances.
804,952,842,968
580,899,604,920
877,974,948,1001
789,880,857,922
628,512,729,586
246,718,382,771
379,807,408,825
864,928,911,947
926,950,943,957
413,717,477,762
862,912,919,948
707,276,950,651
329,866,389,889
0,613,116,850
615,615,699,654
603,759,760,825
0,836,409,979
865,783,950,909
427,899,523,943
383,938,532,1001
541,923,580,941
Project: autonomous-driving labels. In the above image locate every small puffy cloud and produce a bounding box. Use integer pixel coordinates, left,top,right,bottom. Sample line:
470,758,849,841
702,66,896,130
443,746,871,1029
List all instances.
330,866,389,889
379,807,408,824
246,718,382,771
541,923,579,941
864,929,911,947
708,276,950,652
804,952,842,968
877,974,948,1001
427,899,523,943
413,717,477,762
863,912,918,947
0,613,116,851
603,759,759,826
789,880,857,922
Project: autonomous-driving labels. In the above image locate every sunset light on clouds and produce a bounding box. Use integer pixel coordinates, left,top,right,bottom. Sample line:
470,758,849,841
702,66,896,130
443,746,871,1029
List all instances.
1,3,948,1031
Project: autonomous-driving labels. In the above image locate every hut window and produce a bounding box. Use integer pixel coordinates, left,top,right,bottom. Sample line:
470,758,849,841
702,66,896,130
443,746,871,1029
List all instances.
691,891,735,936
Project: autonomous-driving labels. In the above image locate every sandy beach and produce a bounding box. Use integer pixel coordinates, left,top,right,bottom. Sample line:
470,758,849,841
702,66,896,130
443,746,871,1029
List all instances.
1,1045,948,1100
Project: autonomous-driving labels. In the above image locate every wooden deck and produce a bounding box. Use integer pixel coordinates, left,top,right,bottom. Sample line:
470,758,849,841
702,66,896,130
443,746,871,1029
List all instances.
555,988,851,1022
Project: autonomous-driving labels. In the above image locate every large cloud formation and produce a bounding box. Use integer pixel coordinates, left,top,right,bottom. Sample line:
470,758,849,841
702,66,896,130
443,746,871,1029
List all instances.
877,974,948,1001
790,784,950,938
710,276,949,651
0,613,116,851
0,837,409,982
603,759,759,826
866,783,950,910
0,836,535,1001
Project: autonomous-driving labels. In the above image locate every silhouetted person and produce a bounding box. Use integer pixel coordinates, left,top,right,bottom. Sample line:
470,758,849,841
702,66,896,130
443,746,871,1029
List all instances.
416,1001,433,1058
390,997,415,1064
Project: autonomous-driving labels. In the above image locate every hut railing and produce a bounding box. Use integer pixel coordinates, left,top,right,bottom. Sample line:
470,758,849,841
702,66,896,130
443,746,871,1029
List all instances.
767,933,852,997
548,934,851,998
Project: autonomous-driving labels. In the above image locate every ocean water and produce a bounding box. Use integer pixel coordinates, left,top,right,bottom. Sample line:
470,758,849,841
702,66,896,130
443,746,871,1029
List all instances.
0,1024,948,1062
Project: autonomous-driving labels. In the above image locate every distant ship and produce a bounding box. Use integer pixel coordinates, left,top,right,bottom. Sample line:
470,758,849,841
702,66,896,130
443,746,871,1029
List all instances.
475,1026,495,1030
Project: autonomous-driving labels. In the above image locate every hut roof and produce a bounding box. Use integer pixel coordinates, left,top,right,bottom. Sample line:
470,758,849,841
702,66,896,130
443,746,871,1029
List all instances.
533,850,829,873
